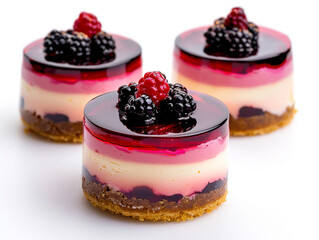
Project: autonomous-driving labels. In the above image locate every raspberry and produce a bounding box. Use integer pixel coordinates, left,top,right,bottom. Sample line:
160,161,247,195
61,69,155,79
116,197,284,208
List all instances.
136,71,170,105
73,12,102,38
224,7,249,30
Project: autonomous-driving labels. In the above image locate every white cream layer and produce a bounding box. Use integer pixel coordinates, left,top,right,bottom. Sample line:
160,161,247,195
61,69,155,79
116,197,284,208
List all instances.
173,72,294,118
21,78,97,122
83,143,228,197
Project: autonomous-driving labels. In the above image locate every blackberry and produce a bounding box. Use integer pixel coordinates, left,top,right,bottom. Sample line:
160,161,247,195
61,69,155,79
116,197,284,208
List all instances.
65,30,91,64
117,83,137,110
227,28,256,56
204,18,228,51
159,90,197,120
169,83,188,95
123,95,157,126
44,30,68,61
91,31,116,63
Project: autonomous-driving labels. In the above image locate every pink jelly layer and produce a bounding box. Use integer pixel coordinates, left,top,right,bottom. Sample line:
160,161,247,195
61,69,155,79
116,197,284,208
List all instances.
22,66,142,94
83,125,228,164
174,54,293,88
174,26,293,87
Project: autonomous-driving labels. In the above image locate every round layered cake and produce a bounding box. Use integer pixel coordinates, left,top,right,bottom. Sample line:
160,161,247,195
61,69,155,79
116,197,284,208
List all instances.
173,8,295,136
20,12,142,142
82,90,229,221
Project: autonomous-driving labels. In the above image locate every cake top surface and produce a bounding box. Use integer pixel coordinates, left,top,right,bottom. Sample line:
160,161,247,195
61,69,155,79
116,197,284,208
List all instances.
84,91,228,140
175,26,291,62
24,35,141,71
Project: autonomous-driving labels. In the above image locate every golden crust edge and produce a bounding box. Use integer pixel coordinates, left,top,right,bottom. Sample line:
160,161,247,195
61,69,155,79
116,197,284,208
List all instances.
83,190,227,222
230,108,297,136
21,118,82,143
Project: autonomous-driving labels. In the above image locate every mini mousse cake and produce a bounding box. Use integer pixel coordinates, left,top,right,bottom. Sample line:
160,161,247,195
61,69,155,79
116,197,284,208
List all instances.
82,71,229,221
20,12,142,142
173,7,295,136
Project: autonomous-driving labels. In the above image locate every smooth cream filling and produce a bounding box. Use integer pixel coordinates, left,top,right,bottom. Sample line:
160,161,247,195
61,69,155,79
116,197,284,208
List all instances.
173,72,294,118
20,78,98,122
83,143,228,196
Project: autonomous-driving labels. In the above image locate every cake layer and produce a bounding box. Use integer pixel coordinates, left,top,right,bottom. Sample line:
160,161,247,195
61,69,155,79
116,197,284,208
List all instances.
22,66,142,94
83,125,228,164
84,91,229,150
173,72,294,118
83,177,227,221
173,52,293,88
83,142,228,196
21,79,98,122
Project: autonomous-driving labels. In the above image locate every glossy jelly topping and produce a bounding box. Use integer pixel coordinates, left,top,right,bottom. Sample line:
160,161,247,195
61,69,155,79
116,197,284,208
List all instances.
175,26,291,74
23,36,141,81
84,91,229,150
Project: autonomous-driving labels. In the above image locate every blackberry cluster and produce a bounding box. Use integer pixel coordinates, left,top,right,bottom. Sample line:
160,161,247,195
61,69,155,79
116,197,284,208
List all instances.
117,77,197,127
44,30,91,64
204,8,259,57
117,83,137,110
65,30,91,64
159,87,197,120
91,31,116,63
123,95,157,126
204,18,228,50
44,30,68,61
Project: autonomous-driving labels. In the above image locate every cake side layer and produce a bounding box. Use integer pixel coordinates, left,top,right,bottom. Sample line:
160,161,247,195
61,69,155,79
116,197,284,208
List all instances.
83,177,227,221
173,71,294,118
84,124,228,164
230,106,296,136
21,110,82,142
22,66,142,94
83,143,228,196
173,53,293,88
21,79,98,122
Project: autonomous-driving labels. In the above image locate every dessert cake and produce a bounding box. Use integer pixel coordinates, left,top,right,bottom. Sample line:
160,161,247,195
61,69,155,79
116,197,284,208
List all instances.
82,71,229,221
20,12,142,142
173,7,295,136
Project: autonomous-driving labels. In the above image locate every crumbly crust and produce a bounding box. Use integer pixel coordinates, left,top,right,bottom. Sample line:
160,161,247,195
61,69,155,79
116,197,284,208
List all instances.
82,177,227,222
230,106,296,136
21,110,82,143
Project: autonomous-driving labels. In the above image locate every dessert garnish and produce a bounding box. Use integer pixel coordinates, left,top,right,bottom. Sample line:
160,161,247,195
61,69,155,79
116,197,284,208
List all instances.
43,12,115,65
204,7,259,57
117,71,197,132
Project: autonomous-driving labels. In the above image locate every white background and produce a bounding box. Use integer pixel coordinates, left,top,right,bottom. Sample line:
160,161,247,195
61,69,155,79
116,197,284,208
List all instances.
1,0,319,239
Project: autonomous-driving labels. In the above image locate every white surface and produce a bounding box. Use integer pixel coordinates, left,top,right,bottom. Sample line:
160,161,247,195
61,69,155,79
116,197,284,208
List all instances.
0,0,319,239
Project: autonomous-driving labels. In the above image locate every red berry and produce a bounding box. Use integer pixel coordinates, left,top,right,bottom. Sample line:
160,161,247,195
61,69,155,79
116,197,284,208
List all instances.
136,71,170,105
73,12,102,38
224,7,249,30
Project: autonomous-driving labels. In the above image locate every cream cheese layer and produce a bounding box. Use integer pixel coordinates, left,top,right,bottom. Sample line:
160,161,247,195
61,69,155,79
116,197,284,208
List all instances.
173,71,294,118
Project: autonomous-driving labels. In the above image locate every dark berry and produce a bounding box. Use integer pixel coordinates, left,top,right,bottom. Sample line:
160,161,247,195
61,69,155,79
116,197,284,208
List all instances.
159,90,197,120
123,95,157,126
204,8,259,57
91,31,116,63
224,7,248,30
65,30,91,64
204,18,229,50
117,83,138,110
227,28,255,56
169,83,188,95
136,71,170,105
44,30,68,60
73,12,101,38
